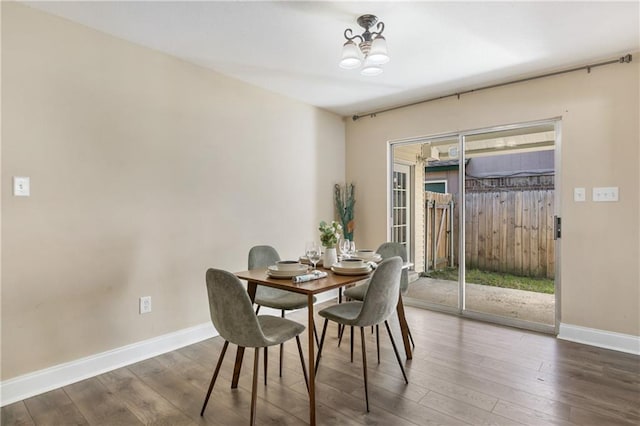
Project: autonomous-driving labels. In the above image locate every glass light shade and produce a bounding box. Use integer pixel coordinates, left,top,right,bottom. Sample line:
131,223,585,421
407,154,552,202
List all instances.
361,57,383,76
367,36,390,65
339,41,362,69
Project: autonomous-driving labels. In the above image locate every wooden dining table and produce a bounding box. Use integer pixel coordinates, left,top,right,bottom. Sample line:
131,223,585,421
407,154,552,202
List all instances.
233,265,413,426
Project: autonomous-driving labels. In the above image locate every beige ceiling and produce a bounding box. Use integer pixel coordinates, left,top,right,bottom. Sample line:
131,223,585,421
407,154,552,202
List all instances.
23,1,640,117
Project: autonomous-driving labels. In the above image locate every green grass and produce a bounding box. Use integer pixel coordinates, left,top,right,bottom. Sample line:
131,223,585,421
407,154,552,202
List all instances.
423,267,555,294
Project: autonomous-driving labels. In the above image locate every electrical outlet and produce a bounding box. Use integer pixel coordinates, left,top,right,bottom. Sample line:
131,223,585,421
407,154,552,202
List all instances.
13,176,30,197
139,296,152,314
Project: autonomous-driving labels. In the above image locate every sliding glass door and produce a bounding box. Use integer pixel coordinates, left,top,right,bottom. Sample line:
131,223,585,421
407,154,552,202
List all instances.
461,123,558,330
393,119,560,332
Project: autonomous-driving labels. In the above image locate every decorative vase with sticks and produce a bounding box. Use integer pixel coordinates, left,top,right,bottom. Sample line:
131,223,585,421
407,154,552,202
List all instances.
334,183,355,241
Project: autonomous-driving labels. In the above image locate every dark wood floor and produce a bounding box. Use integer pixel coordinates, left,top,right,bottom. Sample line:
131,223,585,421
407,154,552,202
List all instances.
2,303,639,425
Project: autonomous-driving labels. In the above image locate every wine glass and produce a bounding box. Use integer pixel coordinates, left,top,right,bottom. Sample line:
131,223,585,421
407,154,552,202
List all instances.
348,240,356,258
340,238,351,259
305,241,321,274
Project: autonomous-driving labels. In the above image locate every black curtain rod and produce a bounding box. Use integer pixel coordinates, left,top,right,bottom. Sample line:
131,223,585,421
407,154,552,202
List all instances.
352,53,633,121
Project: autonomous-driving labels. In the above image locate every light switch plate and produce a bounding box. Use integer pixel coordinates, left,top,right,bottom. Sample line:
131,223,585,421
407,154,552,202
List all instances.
574,187,586,202
13,176,30,197
593,186,619,202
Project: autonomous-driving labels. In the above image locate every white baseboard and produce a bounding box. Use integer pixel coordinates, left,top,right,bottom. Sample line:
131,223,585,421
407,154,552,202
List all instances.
558,323,640,355
0,290,337,407
0,322,217,407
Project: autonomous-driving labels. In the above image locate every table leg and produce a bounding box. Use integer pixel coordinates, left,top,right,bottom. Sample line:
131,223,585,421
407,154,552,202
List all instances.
231,282,258,388
307,293,316,426
396,296,413,360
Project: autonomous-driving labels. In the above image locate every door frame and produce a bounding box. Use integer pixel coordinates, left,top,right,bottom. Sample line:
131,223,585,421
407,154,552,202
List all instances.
390,162,413,264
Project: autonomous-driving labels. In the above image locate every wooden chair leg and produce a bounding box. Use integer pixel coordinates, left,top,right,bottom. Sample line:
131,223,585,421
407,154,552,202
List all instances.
200,340,229,416
376,324,380,364
295,335,310,393
264,347,268,386
279,310,285,377
350,326,354,362
408,326,416,349
250,348,260,426
314,319,329,374
313,324,320,346
384,320,408,384
360,327,369,412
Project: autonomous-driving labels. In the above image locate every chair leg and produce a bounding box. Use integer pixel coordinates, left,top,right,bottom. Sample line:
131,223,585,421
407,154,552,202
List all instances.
279,310,285,377
376,324,380,364
295,335,310,393
337,324,344,347
264,347,268,386
313,323,320,346
408,325,416,349
250,348,260,426
314,319,329,374
255,305,261,315
350,326,354,363
360,327,369,412
384,320,409,384
200,340,229,416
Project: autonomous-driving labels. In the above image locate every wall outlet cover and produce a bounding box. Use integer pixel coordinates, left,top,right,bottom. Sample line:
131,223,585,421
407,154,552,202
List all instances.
13,176,30,197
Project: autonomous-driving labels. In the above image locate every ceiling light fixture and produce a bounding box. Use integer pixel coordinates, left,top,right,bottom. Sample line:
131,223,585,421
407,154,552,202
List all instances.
339,14,389,76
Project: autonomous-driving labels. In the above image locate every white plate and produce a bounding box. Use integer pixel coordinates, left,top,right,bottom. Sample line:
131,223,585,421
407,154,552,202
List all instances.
267,265,308,278
275,260,304,271
332,262,368,271
331,266,372,276
331,265,373,274
268,264,307,273
267,270,308,279
353,254,382,262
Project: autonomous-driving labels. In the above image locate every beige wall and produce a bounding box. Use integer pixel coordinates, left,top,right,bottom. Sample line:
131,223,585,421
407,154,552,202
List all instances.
347,56,639,336
1,3,345,380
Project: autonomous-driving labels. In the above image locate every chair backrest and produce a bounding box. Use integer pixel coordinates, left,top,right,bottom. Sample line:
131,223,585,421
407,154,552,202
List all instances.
248,245,287,299
356,256,403,327
205,268,268,348
248,245,281,269
376,242,409,293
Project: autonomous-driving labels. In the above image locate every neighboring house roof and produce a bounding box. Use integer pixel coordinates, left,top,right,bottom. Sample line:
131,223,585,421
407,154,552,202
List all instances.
426,159,466,171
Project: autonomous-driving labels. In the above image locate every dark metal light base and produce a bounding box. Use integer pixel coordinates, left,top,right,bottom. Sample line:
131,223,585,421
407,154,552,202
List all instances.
357,14,378,30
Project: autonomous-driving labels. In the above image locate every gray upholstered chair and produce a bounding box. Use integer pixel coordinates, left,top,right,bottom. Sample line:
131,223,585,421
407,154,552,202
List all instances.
200,268,309,425
315,257,408,412
248,245,318,381
342,242,416,350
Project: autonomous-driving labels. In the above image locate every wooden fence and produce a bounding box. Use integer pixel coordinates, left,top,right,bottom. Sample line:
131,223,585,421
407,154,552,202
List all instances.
464,190,555,278
425,192,456,271
424,189,555,279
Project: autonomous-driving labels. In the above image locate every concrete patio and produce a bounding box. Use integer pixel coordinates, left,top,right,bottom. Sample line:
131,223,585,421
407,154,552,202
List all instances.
405,276,555,325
